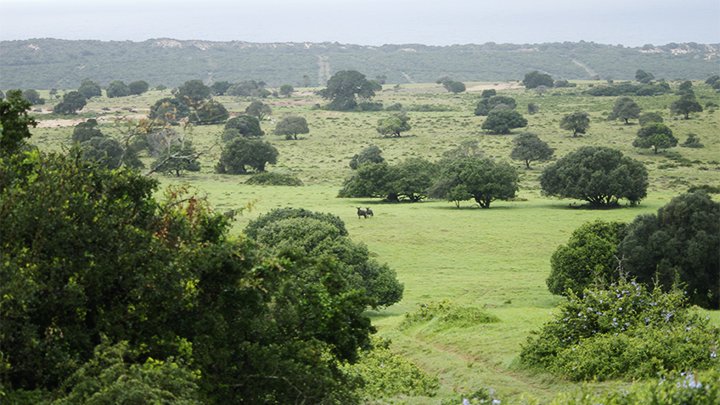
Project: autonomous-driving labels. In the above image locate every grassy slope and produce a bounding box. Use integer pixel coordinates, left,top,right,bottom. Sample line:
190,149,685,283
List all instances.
28,81,720,403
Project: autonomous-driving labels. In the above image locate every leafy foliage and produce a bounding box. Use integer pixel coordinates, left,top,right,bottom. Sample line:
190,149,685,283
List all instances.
618,191,720,309
245,172,303,186
473,95,517,116
0,89,37,154
215,137,278,174
671,93,703,119
428,157,519,208
321,70,378,111
509,132,554,169
638,111,664,127
608,97,642,124
635,69,655,83
128,80,149,95
190,100,228,124
80,137,144,170
106,80,131,98
77,78,102,99
71,119,103,143
243,207,348,240
349,144,384,170
633,122,677,154
149,97,190,124
481,109,528,134
547,220,627,296
559,111,590,137
376,113,411,137
274,115,309,140
279,84,294,97
339,158,438,202
521,280,720,381
224,115,264,137
54,91,87,115
245,100,271,120
21,89,44,105
522,71,554,89
174,79,210,105
150,142,201,176
539,146,648,206
398,300,500,331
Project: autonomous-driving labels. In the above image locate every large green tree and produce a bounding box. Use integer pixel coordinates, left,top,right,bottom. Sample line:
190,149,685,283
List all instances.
321,70,378,111
522,71,553,89
349,145,384,170
71,119,103,143
0,89,37,155
559,111,590,137
150,141,201,176
128,80,150,95
633,122,677,154
54,91,87,115
376,113,411,137
148,97,190,124
670,93,703,119
546,220,627,296
618,191,720,309
540,146,648,206
509,133,554,169
279,84,294,97
473,95,517,116
274,115,309,140
215,137,278,174
481,109,528,134
175,79,211,105
224,115,264,137
428,157,519,208
106,80,131,98
78,78,102,99
339,158,438,203
608,97,642,124
245,100,271,120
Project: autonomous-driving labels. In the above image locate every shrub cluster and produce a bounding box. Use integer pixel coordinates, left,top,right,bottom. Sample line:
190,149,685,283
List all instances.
521,280,720,381
245,172,303,186
399,300,500,331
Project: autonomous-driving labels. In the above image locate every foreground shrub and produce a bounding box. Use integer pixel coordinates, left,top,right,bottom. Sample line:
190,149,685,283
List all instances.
521,280,720,381
342,337,440,399
399,300,500,331
245,172,303,186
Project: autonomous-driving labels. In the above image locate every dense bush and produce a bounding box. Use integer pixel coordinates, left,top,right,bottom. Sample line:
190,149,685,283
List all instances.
245,172,303,186
474,95,517,116
339,158,438,202
521,280,720,381
398,300,500,331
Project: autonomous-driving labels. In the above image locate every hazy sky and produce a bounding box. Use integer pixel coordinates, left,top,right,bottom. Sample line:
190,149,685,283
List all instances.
0,0,718,46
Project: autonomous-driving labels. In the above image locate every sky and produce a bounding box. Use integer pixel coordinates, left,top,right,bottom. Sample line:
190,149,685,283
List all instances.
0,0,718,47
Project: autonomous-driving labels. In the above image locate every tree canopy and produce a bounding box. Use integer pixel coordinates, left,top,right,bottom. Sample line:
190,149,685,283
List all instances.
509,133,554,169
128,80,150,95
148,97,191,124
670,93,703,119
633,122,677,154
53,90,87,115
321,70,378,111
150,141,201,176
215,137,278,174
618,191,720,309
78,78,102,99
224,115,264,137
608,97,642,124
245,100,272,120
279,84,294,97
175,79,211,105
339,158,438,203
539,146,648,206
106,80,131,98
274,115,309,140
474,95,517,116
522,71,553,89
349,145,384,170
428,157,519,208
635,69,655,83
559,111,590,137
481,109,528,134
0,89,37,155
376,113,411,137
546,219,627,296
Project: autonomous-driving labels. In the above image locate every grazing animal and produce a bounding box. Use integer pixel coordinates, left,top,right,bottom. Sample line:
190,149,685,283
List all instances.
365,207,373,217
357,207,367,219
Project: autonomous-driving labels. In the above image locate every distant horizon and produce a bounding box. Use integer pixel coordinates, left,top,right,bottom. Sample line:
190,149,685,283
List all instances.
1,0,718,48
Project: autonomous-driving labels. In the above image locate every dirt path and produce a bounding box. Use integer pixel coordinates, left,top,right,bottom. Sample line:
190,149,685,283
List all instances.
401,72,416,84
571,58,598,78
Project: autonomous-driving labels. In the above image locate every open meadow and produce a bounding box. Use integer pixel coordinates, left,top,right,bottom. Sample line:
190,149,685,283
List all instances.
26,80,720,403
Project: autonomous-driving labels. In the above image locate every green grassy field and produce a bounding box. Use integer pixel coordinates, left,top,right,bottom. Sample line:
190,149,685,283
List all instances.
28,81,720,403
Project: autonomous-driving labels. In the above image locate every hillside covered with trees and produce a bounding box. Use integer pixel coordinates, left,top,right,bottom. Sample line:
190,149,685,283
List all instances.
0,39,718,89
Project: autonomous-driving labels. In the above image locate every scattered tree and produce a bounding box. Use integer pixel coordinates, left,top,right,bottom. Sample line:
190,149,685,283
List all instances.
175,79,211,105
349,145,384,169
320,70,378,111
128,80,150,95
376,113,411,137
279,84,294,97
510,133,554,169
80,137,144,169
375,74,388,84
437,77,465,93
54,90,87,115
0,89,37,154
677,80,693,93
149,97,190,124
534,85,548,96
274,115,309,140
481,109,528,134
474,95,517,116
608,97,642,124
191,100,229,124
106,80,131,98
428,157,519,208
339,158,438,202
151,141,201,176
224,115,264,137
633,122,677,154
670,93,703,119
215,137,278,174
245,100,272,120
704,74,719,86
638,112,663,127
481,89,496,98
21,89,44,105
618,191,720,309
522,71,553,89
72,119,103,143
540,146,648,206
209,80,231,96
559,111,591,137
155,84,167,91
527,102,539,114
546,220,627,296
78,78,102,99
635,69,655,83
553,79,575,88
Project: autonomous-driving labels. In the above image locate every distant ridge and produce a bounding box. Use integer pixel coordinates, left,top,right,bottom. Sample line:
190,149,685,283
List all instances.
1,38,717,89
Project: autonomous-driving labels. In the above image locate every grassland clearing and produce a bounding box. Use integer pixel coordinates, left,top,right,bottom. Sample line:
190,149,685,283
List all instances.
27,81,720,402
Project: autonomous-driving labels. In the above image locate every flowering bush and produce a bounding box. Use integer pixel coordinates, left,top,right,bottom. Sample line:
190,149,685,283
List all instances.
521,280,720,380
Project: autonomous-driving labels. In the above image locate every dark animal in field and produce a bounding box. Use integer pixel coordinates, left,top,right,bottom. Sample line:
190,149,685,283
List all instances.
365,207,373,217
357,207,367,218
